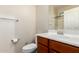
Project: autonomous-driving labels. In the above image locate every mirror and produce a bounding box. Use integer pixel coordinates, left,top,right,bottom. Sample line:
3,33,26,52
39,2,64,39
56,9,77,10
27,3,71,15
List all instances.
64,7,79,34
49,5,79,34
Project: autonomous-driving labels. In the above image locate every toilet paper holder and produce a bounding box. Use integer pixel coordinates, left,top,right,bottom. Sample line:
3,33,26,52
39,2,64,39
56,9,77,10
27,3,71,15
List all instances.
11,38,20,44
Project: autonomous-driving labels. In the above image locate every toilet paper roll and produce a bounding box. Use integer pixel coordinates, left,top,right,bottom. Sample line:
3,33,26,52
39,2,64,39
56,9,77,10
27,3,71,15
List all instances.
11,38,19,44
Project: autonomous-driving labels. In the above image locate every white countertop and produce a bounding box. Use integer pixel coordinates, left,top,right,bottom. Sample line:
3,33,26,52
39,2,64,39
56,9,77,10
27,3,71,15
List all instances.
36,32,79,47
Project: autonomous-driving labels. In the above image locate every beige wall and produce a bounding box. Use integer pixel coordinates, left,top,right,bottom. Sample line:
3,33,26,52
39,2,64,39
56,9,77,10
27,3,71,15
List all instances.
0,5,36,52
36,5,49,33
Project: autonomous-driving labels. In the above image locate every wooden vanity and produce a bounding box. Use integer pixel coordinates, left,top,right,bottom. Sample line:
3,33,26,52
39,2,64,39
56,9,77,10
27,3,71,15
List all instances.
37,36,79,53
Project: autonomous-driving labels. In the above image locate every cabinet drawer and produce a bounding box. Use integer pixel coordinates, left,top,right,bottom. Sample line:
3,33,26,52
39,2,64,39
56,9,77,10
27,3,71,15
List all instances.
49,40,79,53
37,43,48,53
37,36,48,46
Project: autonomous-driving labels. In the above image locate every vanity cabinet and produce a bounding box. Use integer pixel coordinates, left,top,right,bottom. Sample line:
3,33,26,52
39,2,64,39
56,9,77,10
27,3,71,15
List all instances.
37,36,79,53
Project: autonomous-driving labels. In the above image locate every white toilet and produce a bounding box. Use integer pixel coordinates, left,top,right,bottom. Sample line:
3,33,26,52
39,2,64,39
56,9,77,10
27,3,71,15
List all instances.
22,43,37,53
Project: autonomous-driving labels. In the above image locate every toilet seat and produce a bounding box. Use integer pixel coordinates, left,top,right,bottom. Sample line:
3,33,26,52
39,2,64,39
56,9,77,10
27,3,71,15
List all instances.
23,43,37,50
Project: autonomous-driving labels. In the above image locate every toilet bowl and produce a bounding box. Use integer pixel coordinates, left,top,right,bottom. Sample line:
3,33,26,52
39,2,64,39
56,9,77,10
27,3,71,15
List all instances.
22,43,37,53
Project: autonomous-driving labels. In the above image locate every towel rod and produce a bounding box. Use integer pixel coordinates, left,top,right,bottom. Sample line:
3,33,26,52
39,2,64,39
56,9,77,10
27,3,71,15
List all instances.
0,17,19,22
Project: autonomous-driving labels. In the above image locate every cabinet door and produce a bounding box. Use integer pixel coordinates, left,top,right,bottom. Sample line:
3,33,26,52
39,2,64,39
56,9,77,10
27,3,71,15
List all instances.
37,43,48,53
49,40,79,53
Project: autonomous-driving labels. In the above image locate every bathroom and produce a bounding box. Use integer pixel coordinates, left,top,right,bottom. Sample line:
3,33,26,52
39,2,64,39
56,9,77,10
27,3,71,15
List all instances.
0,5,79,53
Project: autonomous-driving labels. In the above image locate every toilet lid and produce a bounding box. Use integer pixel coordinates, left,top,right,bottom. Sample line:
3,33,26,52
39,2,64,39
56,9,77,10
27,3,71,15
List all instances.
23,43,37,50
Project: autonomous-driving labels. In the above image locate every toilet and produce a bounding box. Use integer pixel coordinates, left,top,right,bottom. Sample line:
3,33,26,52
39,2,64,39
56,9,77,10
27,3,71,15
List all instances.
22,43,37,53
